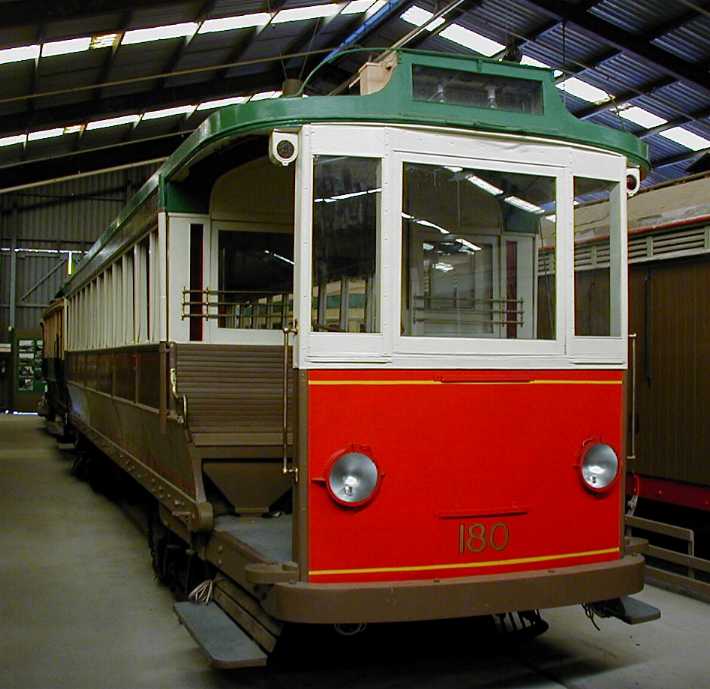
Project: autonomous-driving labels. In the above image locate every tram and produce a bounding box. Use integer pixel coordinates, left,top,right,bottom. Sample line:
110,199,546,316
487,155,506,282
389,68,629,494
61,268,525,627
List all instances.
47,50,659,667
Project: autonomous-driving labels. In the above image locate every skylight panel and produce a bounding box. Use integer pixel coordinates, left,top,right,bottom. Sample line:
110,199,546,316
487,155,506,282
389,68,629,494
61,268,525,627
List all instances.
86,114,141,130
557,77,611,105
617,105,667,129
658,126,710,151
122,22,199,45
64,125,84,134
91,33,119,49
520,54,563,78
439,24,504,56
199,13,272,34
0,45,40,65
196,96,249,110
42,37,91,57
342,0,378,14
273,4,341,23
250,90,282,101
467,174,503,196
142,105,196,120
28,128,64,141
400,6,445,30
505,196,544,214
366,0,386,17
0,134,26,147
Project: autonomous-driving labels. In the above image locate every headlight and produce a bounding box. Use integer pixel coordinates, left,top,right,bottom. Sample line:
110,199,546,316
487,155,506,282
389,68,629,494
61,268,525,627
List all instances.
327,451,379,506
581,443,619,491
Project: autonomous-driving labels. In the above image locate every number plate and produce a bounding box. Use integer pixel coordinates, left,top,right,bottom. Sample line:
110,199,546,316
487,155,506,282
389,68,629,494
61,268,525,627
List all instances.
458,522,510,554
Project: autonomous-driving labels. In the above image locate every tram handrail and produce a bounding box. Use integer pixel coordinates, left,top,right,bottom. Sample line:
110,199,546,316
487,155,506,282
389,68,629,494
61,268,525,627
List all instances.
628,333,637,461
282,322,298,481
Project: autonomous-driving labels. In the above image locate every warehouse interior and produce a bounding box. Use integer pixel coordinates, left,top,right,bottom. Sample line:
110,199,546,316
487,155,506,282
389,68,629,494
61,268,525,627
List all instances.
1,1,709,687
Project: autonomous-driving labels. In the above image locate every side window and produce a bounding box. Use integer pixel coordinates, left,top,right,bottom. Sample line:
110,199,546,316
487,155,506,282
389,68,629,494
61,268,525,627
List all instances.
401,163,557,339
573,178,621,337
312,156,381,333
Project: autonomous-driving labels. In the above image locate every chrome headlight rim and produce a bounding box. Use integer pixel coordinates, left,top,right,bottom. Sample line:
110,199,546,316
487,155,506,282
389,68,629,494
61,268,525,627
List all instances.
326,448,381,508
580,441,619,493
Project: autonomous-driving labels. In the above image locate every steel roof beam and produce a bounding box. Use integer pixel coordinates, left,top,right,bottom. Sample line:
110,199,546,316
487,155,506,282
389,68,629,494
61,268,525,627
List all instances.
652,145,710,169
517,0,710,94
641,107,710,139
0,70,283,135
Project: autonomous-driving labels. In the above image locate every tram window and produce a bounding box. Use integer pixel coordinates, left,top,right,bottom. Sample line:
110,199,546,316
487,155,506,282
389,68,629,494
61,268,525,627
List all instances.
312,156,380,333
217,230,294,330
413,65,543,115
401,163,556,340
573,178,621,337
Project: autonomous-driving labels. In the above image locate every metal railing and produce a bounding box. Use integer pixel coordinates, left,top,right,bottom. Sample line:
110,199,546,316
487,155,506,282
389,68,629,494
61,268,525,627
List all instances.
182,288,293,329
413,295,525,328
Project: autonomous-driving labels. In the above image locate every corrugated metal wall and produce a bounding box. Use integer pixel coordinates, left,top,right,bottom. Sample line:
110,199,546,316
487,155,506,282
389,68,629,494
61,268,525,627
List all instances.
0,163,160,341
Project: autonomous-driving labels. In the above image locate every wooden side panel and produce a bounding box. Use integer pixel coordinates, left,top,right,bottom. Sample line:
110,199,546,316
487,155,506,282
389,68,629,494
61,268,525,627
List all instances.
175,344,294,440
630,256,710,487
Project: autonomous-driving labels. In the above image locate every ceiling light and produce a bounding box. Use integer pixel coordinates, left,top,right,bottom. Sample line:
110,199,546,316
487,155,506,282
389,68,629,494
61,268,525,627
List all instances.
440,24,504,56
0,45,40,65
456,238,481,252
90,33,119,49
42,37,92,57
273,4,341,23
343,0,378,14
557,77,611,104
467,174,503,196
400,6,445,30
0,134,26,147
86,114,141,130
28,128,64,141
250,90,282,100
658,126,710,151
142,105,196,120
199,13,272,33
122,22,199,45
196,96,249,110
505,196,544,214
434,262,454,272
617,105,667,129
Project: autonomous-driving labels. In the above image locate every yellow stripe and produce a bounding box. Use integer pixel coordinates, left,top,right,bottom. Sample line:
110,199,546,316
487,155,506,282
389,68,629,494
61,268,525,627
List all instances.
309,379,621,387
309,546,619,577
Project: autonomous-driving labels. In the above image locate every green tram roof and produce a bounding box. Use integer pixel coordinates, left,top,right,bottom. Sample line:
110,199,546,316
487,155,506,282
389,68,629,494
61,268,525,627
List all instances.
66,50,648,293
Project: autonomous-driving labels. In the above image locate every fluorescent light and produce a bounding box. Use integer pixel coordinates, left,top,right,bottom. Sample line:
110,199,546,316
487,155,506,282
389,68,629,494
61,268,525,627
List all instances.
196,96,249,110
64,124,84,134
0,134,26,147
467,174,503,196
28,128,64,141
250,90,281,101
505,196,544,214
42,37,91,57
658,126,710,151
273,4,341,23
343,1,377,14
143,105,196,120
456,238,481,252
0,45,40,65
557,77,611,104
434,262,454,272
86,114,141,130
199,13,271,33
440,24,504,56
91,33,119,49
617,105,667,129
400,6,445,30
122,22,198,45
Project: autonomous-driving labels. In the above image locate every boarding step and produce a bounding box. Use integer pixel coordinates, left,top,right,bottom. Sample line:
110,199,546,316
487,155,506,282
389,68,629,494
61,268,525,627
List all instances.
591,595,661,625
174,601,268,669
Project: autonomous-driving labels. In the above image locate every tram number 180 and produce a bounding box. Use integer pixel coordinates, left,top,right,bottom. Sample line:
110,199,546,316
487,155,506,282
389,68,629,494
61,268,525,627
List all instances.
458,522,510,554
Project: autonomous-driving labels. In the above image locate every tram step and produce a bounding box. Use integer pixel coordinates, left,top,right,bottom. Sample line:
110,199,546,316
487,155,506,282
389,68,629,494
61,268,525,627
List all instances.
174,601,268,669
592,596,661,625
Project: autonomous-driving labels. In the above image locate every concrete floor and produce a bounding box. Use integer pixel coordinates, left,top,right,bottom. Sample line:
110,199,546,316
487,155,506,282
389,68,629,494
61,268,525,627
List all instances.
1,415,709,689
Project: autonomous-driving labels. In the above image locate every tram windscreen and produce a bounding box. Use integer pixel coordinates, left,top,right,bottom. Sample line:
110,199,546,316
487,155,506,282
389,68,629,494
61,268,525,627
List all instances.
312,155,380,333
401,163,557,340
413,65,544,115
